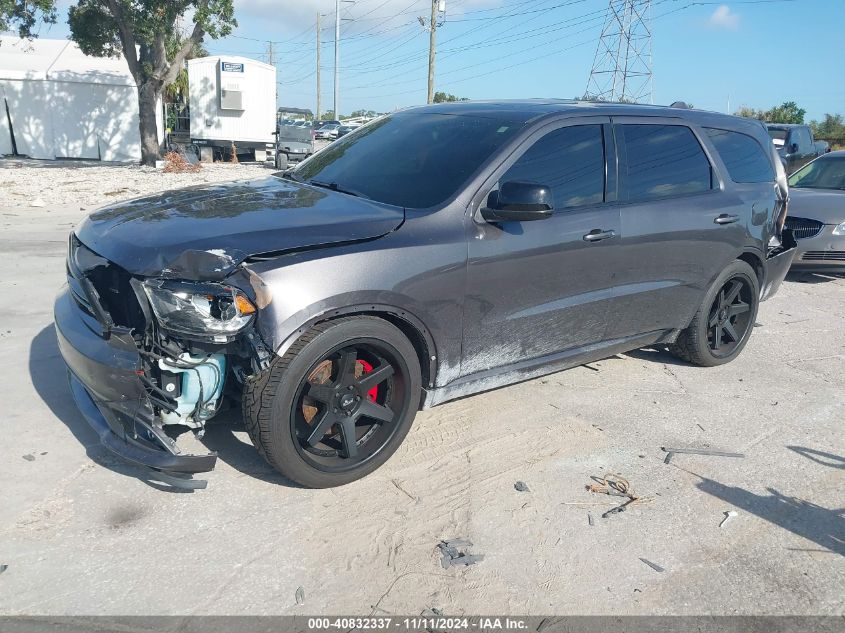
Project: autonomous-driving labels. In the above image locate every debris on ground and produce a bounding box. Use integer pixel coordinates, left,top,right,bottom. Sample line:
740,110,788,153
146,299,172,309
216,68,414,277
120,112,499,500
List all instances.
421,607,444,616
295,586,305,605
586,473,651,518
163,151,202,174
587,513,594,526
437,538,484,568
719,510,739,528
639,558,665,573
661,446,745,465
0,564,7,575
514,481,530,492
22,454,34,462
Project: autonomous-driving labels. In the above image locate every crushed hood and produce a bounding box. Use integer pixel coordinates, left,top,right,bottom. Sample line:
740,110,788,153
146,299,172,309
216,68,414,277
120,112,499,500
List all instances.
75,176,404,280
787,188,845,225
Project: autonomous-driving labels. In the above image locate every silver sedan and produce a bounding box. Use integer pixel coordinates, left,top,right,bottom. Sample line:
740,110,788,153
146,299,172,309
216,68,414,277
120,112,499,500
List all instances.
785,150,845,271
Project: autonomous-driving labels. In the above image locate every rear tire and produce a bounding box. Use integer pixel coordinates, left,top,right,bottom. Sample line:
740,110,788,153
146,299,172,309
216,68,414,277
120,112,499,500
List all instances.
669,260,759,367
275,152,288,170
243,316,421,488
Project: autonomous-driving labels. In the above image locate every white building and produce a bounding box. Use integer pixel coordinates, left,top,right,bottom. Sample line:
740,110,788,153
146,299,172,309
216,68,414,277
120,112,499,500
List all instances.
0,36,162,162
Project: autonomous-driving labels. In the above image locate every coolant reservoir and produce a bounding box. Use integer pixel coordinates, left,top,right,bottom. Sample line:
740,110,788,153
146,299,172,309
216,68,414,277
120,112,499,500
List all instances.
158,353,226,427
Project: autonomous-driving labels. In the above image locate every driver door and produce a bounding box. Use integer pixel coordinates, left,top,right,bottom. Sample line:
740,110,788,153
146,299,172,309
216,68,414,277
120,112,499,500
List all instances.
461,117,621,377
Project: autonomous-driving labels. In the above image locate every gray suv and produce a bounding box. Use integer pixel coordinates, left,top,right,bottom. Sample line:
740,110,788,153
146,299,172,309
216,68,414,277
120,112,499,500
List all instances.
55,101,796,488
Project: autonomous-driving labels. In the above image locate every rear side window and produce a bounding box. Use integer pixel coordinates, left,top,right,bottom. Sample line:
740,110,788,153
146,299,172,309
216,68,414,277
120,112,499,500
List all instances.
618,124,712,202
705,128,774,183
500,124,605,210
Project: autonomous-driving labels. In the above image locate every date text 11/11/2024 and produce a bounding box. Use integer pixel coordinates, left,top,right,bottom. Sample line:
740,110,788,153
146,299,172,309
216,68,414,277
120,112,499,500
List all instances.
306,617,529,630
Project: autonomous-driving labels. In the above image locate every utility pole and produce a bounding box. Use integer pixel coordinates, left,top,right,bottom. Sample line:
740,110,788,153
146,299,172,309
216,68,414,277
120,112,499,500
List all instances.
334,0,340,120
427,0,437,104
316,11,322,121
266,41,277,105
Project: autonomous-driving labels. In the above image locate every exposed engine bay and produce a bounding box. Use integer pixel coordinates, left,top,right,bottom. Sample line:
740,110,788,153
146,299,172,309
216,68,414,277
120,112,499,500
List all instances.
66,234,272,470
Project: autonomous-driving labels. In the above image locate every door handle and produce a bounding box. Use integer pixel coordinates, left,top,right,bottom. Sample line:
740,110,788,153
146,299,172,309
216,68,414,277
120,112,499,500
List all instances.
714,214,740,225
583,229,616,242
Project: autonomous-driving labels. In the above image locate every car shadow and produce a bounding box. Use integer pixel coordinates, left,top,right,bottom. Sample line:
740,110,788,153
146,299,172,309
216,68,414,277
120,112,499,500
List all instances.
786,271,845,284
696,475,845,557
787,446,845,470
30,325,302,490
625,346,691,367
198,409,305,488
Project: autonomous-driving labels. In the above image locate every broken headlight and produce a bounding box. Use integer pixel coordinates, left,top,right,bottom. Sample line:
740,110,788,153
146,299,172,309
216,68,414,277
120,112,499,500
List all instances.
143,280,256,338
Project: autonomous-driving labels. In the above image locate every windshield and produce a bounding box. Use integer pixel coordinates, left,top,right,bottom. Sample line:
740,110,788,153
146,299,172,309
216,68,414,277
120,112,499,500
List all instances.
788,157,845,189
768,128,787,148
290,111,527,208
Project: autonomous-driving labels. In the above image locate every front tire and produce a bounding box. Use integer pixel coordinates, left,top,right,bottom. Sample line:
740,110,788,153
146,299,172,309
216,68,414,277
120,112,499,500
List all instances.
243,316,421,488
669,260,760,367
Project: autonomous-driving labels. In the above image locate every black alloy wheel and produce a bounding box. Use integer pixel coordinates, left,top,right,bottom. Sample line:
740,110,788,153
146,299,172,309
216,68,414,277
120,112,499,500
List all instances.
292,342,410,472
668,259,760,367
707,276,754,358
242,316,421,487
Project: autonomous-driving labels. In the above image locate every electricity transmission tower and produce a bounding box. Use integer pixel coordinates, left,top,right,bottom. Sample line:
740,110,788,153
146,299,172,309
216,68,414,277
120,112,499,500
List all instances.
584,0,653,104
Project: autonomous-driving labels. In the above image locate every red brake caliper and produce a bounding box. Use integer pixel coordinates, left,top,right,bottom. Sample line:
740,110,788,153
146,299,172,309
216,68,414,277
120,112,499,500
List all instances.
357,359,379,402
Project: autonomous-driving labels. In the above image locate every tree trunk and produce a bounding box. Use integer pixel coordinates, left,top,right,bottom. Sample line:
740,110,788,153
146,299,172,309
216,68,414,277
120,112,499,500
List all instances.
137,82,162,166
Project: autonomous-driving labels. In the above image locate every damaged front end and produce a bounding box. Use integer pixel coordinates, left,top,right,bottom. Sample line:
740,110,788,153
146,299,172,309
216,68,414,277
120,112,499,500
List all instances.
54,235,271,488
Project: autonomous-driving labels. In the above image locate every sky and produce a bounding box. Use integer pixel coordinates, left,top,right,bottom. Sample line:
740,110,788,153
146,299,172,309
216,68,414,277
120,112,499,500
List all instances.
29,0,845,121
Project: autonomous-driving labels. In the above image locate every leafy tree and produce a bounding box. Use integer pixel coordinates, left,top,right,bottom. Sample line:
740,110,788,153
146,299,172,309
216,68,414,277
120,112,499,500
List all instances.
68,1,236,165
0,0,55,39
734,106,766,120
735,101,806,125
433,91,469,103
320,111,337,120
349,109,377,118
809,113,845,142
163,35,208,104
765,101,805,124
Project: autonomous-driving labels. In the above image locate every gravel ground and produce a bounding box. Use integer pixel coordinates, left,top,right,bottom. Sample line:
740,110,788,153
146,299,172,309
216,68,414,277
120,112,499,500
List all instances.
0,165,843,616
0,159,272,209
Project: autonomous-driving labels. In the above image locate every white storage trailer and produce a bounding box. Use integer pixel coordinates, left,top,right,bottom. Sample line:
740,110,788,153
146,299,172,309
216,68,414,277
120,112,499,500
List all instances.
187,56,276,162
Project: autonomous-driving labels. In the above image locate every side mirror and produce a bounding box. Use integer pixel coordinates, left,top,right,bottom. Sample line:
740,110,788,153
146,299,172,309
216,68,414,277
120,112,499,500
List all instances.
481,181,554,222
789,142,799,153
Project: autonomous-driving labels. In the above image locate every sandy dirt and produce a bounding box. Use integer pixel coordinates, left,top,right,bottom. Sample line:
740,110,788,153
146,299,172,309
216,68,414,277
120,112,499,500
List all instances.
0,163,842,615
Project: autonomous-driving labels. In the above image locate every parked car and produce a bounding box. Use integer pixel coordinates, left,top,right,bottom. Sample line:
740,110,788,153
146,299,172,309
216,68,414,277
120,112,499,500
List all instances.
274,122,315,169
767,123,824,175
55,101,795,488
315,123,341,140
337,124,359,138
783,150,845,271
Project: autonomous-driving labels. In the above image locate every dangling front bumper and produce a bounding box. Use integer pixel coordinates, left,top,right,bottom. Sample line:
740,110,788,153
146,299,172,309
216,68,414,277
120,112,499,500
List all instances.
54,286,218,482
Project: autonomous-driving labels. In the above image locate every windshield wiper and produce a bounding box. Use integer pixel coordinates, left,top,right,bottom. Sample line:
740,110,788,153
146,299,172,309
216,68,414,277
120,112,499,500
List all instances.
307,180,369,199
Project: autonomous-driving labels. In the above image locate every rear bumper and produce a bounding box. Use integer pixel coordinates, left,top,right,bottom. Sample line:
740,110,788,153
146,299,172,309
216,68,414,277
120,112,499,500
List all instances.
54,287,217,475
760,229,798,300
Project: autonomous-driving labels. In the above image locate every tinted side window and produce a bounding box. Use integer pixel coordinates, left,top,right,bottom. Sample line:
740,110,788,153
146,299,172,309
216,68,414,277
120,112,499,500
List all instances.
618,124,712,202
500,125,605,210
705,127,775,183
798,127,813,151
